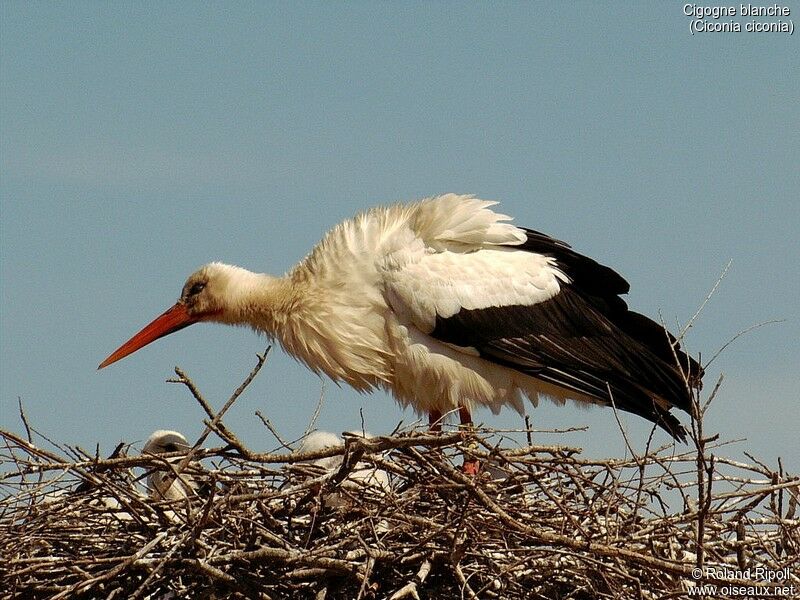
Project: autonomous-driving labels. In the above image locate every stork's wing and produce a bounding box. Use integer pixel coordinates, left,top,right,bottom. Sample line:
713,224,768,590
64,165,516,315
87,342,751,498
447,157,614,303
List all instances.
385,227,702,441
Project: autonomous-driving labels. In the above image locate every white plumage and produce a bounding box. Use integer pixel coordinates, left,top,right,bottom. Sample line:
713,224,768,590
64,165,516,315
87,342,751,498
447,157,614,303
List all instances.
296,430,391,507
142,430,197,501
297,431,345,468
100,194,702,440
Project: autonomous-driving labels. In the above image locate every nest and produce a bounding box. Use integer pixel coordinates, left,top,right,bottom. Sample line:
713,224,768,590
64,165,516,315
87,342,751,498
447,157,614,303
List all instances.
2,352,798,599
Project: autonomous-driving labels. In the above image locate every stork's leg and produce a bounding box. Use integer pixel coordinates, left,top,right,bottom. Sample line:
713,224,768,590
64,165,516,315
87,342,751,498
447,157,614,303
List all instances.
458,406,480,475
428,410,443,432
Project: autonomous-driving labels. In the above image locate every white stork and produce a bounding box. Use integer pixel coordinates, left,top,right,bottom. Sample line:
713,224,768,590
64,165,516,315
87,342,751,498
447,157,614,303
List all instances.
99,194,702,442
142,429,198,501
296,431,391,507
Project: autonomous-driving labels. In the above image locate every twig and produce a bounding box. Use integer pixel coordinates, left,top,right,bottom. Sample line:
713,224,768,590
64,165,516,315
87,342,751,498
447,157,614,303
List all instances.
678,259,731,342
389,558,433,600
303,380,327,440
705,320,784,368
17,397,32,444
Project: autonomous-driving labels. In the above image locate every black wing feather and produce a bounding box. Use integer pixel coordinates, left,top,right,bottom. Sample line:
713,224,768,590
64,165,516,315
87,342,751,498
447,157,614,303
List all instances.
431,229,703,441
520,228,703,387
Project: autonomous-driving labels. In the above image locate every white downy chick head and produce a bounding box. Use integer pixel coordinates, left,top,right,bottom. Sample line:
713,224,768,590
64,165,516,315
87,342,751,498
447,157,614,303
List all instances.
297,430,391,506
143,429,196,501
143,430,191,455
297,430,345,471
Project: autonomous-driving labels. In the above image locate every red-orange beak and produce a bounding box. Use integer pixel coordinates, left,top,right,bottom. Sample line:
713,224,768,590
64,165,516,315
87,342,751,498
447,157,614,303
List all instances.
98,303,198,369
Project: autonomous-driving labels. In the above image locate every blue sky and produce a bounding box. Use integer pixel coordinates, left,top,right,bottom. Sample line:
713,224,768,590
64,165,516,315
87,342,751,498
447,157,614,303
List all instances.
2,3,798,465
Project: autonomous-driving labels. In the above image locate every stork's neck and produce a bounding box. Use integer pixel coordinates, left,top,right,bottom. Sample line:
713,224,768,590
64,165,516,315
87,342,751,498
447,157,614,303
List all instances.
215,266,302,336
211,261,388,391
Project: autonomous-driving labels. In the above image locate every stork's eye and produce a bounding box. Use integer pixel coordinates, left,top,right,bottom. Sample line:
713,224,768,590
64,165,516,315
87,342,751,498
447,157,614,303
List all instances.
188,282,206,296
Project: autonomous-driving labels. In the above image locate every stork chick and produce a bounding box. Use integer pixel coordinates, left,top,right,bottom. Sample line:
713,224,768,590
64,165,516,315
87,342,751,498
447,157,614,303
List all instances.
142,429,197,501
296,430,391,507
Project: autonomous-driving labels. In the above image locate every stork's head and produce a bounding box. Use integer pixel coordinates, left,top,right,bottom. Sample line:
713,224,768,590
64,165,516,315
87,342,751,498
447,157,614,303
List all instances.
177,262,240,319
98,262,243,369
